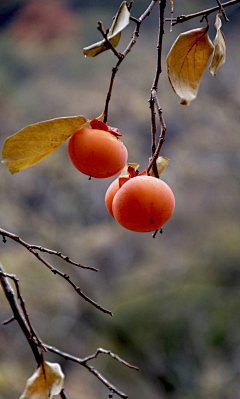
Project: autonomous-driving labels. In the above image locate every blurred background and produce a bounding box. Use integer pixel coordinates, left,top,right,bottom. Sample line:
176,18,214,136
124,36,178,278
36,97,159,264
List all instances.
0,0,240,398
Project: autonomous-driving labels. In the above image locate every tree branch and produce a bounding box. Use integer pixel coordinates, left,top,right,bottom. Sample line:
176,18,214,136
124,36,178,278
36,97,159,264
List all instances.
0,263,43,366
148,0,167,178
0,228,97,272
45,344,138,398
0,228,112,316
103,0,158,123
0,264,137,398
97,21,123,60
60,389,69,399
165,0,239,26
216,0,230,21
147,91,166,174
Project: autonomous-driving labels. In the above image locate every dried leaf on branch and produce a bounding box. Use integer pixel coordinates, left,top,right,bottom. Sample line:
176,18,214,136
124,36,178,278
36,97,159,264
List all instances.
19,361,64,399
149,156,169,177
83,1,130,57
166,27,214,105
209,14,226,76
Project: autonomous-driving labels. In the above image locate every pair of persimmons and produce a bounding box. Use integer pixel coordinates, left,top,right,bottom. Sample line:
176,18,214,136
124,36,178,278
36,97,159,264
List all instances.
68,119,175,233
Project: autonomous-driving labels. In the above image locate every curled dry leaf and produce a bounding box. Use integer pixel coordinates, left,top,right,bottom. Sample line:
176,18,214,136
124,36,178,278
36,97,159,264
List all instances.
149,156,169,177
120,163,140,176
1,116,87,174
166,27,214,105
83,1,130,57
209,14,226,77
19,361,64,399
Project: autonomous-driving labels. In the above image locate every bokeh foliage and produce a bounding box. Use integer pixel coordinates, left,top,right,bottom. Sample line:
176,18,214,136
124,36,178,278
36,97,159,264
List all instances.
0,1,240,398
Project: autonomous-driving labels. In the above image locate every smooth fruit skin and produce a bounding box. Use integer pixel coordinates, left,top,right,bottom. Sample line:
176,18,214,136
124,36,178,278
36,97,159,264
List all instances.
68,128,128,178
105,176,131,217
112,176,175,232
105,178,120,217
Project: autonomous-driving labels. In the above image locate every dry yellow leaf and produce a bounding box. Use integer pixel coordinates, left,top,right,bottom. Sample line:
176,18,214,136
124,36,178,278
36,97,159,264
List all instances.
209,14,226,77
166,27,214,105
19,361,64,399
83,1,130,57
2,116,87,174
149,156,169,177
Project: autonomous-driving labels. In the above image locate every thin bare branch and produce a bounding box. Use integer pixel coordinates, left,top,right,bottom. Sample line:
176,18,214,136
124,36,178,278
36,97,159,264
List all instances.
0,264,134,398
97,21,123,60
0,228,97,272
60,389,69,399
0,263,42,366
127,1,134,12
148,94,158,178
29,245,98,272
152,0,166,90
148,1,167,177
0,228,112,316
45,344,138,398
216,0,230,20
165,0,239,26
147,91,166,174
103,0,158,123
2,315,15,325
82,347,139,371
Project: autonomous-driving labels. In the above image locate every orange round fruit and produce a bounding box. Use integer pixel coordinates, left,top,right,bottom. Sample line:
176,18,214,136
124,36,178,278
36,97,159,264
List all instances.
68,127,128,178
105,178,120,217
112,176,175,232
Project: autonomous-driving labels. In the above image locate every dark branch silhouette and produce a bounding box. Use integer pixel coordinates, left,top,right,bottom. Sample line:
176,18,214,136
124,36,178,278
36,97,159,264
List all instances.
165,0,239,26
0,263,138,399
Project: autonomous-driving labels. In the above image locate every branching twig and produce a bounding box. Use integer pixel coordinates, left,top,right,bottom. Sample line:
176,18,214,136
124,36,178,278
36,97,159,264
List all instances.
82,347,139,370
0,228,112,316
165,0,239,26
0,264,137,398
97,21,123,60
216,0,230,21
103,0,158,123
148,1,167,178
0,270,46,351
148,94,158,178
0,263,42,366
45,344,138,398
2,315,15,325
0,228,97,272
147,93,166,174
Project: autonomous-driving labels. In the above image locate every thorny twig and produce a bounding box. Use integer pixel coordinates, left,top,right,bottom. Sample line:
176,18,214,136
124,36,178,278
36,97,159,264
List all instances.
0,264,137,398
0,228,112,316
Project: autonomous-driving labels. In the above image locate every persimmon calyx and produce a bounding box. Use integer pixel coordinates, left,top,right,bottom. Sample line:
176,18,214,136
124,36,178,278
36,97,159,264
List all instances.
127,165,148,178
89,119,122,138
118,164,149,188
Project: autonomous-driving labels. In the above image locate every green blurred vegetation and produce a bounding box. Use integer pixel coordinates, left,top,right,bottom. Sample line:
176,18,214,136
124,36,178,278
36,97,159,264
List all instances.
0,1,240,398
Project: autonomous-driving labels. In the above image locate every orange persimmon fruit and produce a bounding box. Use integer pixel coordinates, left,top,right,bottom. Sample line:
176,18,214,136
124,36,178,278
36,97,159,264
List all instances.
105,178,121,217
106,174,175,232
68,119,128,178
